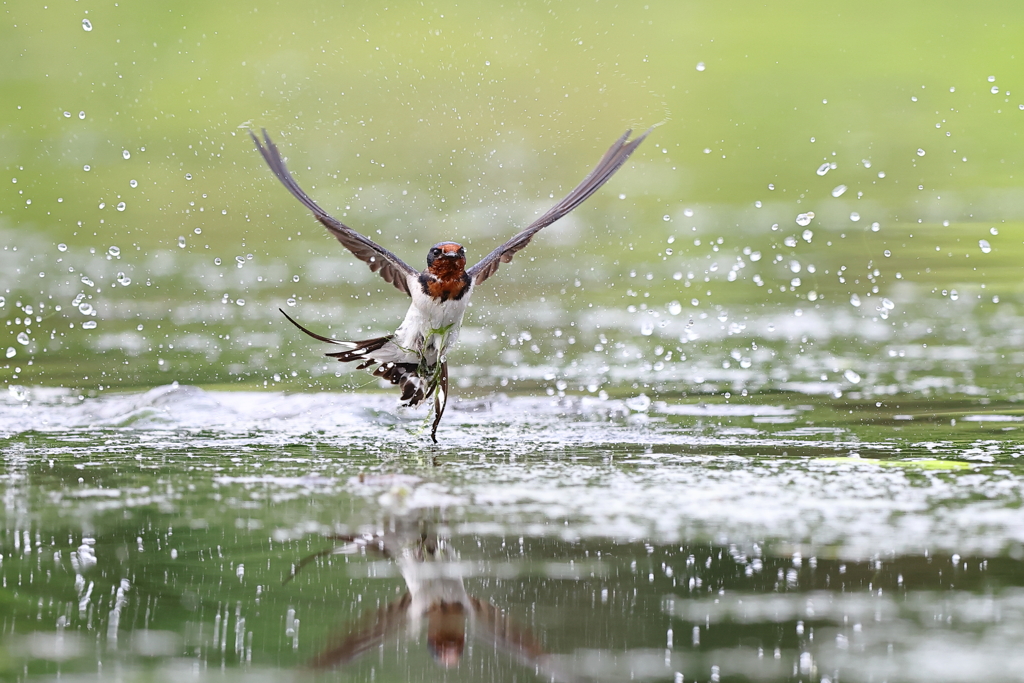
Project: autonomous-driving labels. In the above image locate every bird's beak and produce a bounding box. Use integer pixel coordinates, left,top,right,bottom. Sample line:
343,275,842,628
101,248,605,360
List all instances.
443,252,460,258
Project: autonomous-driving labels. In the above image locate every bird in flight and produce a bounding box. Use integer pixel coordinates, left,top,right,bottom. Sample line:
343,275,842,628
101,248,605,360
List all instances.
251,128,648,442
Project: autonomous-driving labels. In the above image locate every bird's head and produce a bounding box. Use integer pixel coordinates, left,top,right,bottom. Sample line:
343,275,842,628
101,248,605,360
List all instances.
426,602,467,668
426,242,467,277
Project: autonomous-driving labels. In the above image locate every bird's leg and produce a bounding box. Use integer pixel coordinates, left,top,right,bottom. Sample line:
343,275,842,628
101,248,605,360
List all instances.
430,361,448,443
415,324,454,442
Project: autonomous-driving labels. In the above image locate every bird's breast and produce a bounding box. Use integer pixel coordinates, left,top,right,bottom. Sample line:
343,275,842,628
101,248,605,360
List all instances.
420,272,471,303
402,281,473,345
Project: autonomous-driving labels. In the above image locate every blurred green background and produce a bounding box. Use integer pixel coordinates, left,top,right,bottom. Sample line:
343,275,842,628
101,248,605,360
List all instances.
2,0,1024,393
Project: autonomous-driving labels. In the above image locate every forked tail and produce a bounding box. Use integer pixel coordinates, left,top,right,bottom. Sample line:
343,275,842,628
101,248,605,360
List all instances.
279,308,439,411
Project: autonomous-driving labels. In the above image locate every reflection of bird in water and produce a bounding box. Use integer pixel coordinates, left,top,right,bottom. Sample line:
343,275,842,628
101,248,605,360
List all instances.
286,521,581,681
251,129,648,442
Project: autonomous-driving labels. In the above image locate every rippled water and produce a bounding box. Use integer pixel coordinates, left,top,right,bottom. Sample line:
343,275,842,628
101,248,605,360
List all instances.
5,163,1024,683
6,159,1024,683
4,379,1024,682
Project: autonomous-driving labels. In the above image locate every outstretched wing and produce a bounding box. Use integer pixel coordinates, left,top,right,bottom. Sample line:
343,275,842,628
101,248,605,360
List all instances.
308,593,412,669
466,129,650,286
470,597,584,683
251,129,419,296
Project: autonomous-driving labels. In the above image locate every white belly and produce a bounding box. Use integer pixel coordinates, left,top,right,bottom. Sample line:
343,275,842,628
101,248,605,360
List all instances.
391,285,473,364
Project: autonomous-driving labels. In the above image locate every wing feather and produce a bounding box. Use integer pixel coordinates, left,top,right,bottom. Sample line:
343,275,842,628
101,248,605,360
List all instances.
466,128,650,286
251,129,418,296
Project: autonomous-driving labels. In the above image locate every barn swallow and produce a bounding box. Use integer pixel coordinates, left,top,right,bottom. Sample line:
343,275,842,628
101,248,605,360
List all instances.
285,519,580,681
251,128,648,442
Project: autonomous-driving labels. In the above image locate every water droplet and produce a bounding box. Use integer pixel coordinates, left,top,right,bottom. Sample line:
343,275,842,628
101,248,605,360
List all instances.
768,183,775,190
292,275,300,283
16,331,30,345
871,222,880,232
82,18,92,31
214,257,222,265
184,173,193,180
6,347,15,358
802,230,813,243
884,250,891,257
979,239,992,254
991,86,1000,95
0,297,4,308
816,163,830,176
63,111,71,118
116,272,131,286
236,299,246,307
683,208,693,217
640,320,654,336
79,111,86,120
754,201,762,208
78,302,94,315
831,185,847,197
795,212,815,227
790,277,801,287
83,165,91,172
193,227,202,235
286,298,297,307
72,294,85,307
850,293,861,307
116,201,126,211
789,260,801,273
82,320,97,329
98,202,104,210
81,275,94,287
108,246,120,257
861,159,872,168
784,236,798,248
178,236,187,248
843,369,861,384
662,214,671,222
235,255,246,268
668,301,682,315
122,149,131,160
950,290,959,301
877,171,886,178
695,62,705,72
987,227,999,236
850,212,860,222
882,298,895,310
129,179,138,188
750,251,761,262
626,394,651,411
57,243,68,252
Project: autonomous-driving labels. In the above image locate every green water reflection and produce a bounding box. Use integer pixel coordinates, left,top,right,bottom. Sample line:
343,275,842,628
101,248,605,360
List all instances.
3,420,1024,682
